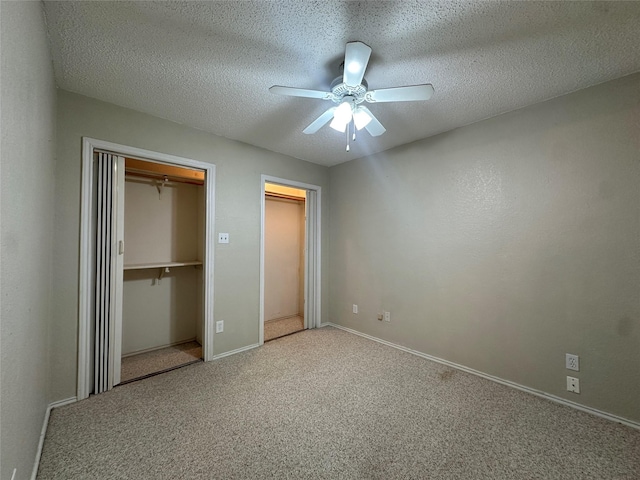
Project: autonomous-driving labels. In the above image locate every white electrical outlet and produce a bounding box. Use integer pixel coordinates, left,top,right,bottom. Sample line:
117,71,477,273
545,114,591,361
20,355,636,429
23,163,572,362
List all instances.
384,311,391,322
352,304,358,314
567,376,580,393
216,320,224,333
218,233,229,244
566,353,579,371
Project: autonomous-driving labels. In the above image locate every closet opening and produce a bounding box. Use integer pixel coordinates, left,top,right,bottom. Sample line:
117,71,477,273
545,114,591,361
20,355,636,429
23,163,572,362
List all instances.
259,175,322,345
120,158,206,383
263,183,306,341
78,137,216,400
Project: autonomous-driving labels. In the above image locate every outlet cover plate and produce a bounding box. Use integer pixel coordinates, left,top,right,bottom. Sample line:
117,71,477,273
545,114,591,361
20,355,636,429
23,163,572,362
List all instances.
567,376,580,393
218,233,229,244
566,353,579,371
216,320,224,333
384,311,391,322
352,304,358,314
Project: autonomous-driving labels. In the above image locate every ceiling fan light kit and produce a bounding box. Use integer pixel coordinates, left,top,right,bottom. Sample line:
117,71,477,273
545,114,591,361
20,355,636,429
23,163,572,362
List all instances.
270,41,434,151
352,108,372,130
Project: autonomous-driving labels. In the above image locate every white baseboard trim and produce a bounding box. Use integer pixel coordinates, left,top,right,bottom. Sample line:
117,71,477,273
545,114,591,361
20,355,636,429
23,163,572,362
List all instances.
210,343,260,361
122,338,198,358
31,396,77,480
265,314,302,324
326,322,640,431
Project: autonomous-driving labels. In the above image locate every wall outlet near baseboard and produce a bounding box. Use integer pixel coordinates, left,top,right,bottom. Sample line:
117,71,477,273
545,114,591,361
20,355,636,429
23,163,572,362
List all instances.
566,353,579,371
352,304,358,314
384,311,391,322
216,320,224,333
567,376,580,393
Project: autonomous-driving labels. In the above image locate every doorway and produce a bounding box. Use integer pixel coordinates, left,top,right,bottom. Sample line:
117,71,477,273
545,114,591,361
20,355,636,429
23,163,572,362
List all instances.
259,176,322,345
78,138,216,400
263,183,306,341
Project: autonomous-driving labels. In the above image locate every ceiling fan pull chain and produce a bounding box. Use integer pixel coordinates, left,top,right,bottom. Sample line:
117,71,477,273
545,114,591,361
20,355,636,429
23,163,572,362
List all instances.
346,124,350,152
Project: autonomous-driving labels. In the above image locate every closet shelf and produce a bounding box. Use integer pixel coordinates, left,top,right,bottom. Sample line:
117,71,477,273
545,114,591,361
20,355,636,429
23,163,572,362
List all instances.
124,261,202,271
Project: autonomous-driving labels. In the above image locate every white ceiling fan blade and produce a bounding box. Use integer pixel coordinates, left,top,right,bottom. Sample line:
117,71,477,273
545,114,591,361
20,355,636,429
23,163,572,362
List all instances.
366,84,434,103
269,86,332,100
343,41,372,87
303,107,337,134
359,106,386,136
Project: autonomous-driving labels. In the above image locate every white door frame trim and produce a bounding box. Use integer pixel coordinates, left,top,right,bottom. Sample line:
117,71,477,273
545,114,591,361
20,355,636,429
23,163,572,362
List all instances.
78,137,216,400
259,175,322,345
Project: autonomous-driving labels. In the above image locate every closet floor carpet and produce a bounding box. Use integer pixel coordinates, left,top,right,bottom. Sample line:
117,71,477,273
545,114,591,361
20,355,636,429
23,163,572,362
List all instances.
264,315,304,341
121,341,202,383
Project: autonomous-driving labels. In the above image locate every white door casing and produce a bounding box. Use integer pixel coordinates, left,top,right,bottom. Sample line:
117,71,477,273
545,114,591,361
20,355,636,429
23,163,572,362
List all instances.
79,138,216,400
259,175,322,344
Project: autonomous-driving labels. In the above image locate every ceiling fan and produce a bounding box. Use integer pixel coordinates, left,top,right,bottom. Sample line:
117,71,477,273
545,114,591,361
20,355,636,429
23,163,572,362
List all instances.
269,41,434,151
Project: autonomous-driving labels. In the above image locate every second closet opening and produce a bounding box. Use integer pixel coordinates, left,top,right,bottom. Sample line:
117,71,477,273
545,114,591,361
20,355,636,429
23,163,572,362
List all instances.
263,183,306,341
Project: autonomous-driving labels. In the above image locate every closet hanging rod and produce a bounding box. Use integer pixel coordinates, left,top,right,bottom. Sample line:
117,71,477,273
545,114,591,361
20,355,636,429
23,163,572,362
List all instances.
265,192,306,201
124,170,203,186
125,171,181,183
124,157,205,185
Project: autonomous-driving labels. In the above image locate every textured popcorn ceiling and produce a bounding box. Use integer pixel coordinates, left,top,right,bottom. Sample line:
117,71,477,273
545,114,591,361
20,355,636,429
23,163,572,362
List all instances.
43,1,640,166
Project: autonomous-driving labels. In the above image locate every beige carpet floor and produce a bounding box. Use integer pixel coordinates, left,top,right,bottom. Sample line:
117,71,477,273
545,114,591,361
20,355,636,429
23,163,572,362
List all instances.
38,327,639,479
120,341,202,383
264,315,304,341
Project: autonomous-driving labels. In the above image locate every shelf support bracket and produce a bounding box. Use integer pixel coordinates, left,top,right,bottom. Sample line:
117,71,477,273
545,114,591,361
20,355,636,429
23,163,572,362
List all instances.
157,266,170,284
155,175,169,199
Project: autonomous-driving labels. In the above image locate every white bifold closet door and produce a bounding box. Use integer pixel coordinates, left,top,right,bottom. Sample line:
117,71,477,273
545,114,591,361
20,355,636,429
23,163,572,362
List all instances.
94,152,125,393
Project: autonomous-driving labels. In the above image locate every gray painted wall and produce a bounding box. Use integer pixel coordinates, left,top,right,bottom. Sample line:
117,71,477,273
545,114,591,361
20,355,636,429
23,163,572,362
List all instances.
1,2,57,478
52,90,329,401
329,73,640,423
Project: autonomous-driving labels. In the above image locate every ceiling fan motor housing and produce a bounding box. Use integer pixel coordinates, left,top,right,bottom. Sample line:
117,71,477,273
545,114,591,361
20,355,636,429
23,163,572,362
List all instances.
330,76,368,105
